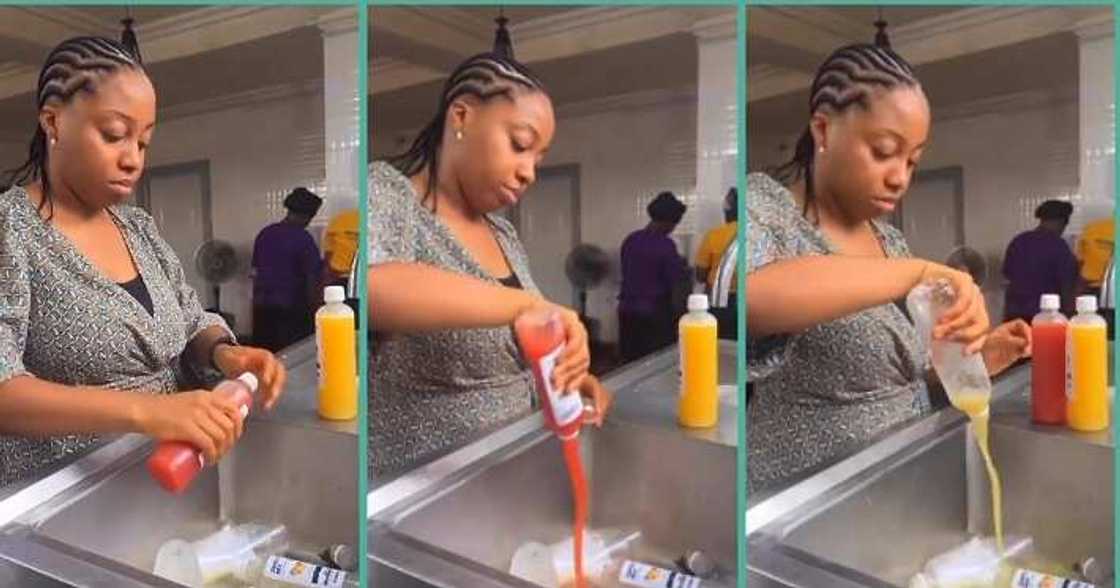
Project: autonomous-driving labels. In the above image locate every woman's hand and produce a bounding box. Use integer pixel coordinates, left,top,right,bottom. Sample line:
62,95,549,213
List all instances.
918,261,991,353
577,374,613,427
213,344,287,410
135,391,244,465
981,319,1032,376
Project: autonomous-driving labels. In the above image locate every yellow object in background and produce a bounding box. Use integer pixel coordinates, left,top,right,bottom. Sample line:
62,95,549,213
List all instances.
1077,217,1114,287
317,286,357,420
678,294,718,428
696,221,738,290
1068,296,1109,432
323,209,360,275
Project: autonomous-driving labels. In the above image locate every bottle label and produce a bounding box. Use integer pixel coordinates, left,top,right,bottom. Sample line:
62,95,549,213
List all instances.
538,344,583,428
618,561,702,588
263,555,347,587
1011,568,1094,588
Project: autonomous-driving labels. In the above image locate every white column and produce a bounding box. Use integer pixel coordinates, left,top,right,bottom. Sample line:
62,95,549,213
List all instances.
1073,15,1115,235
318,10,361,226
691,14,739,260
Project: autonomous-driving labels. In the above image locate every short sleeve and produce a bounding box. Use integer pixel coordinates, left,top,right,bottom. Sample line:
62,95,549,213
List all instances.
368,163,420,266
126,207,232,343
744,174,799,381
0,212,30,384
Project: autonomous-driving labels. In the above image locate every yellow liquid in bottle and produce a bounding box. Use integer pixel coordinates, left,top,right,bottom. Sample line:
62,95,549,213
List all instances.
1068,323,1108,432
317,313,357,420
951,391,1003,553
678,319,718,428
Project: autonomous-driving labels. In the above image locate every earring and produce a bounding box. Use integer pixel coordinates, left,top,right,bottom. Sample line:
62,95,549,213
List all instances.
49,136,57,147
818,145,825,153
455,129,463,141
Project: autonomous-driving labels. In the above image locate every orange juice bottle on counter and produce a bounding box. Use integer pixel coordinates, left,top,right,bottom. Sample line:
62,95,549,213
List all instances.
1067,295,1109,432
316,285,357,420
679,294,719,428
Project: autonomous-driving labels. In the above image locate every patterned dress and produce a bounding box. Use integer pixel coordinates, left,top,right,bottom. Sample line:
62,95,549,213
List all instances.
367,162,538,479
746,173,931,491
0,185,232,486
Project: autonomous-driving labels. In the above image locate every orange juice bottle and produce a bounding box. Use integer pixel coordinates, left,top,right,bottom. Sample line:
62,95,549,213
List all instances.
679,294,718,428
1067,295,1108,432
316,285,357,420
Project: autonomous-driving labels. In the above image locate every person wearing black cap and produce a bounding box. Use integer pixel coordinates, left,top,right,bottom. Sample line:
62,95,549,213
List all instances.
251,187,324,351
1002,199,1079,322
617,191,690,363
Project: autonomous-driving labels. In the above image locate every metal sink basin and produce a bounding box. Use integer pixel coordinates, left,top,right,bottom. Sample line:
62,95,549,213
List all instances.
748,374,1114,587
0,415,358,586
370,417,738,587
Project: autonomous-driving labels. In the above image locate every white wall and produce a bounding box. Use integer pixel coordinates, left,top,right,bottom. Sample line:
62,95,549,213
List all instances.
749,96,1082,321
148,91,326,336
373,94,706,343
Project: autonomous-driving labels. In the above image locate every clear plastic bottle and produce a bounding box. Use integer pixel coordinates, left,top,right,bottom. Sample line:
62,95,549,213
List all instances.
1031,294,1068,424
317,285,357,420
148,372,257,493
678,294,719,428
1067,295,1109,432
905,280,992,413
600,558,732,588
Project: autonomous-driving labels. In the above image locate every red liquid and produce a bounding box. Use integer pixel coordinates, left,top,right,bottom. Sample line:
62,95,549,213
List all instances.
1031,322,1067,425
515,310,588,586
147,382,253,494
562,437,588,588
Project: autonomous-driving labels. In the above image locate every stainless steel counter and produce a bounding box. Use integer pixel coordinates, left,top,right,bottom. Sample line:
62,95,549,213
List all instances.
0,338,359,587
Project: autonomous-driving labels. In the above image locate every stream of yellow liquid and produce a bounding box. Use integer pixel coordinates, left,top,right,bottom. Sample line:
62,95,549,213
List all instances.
950,391,1004,554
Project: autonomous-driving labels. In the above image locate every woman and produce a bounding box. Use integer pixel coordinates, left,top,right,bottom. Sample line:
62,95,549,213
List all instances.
746,44,1031,491
617,191,689,362
0,37,286,486
368,53,611,477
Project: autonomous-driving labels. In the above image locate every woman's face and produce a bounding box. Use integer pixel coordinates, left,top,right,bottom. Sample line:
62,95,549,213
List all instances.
447,90,555,214
812,85,929,220
42,68,156,208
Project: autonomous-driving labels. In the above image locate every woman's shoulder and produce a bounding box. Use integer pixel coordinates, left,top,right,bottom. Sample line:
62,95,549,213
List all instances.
111,203,158,234
746,172,800,228
370,161,415,203
0,185,42,237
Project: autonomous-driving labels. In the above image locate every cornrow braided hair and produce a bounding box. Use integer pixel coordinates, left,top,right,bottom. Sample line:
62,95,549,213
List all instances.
387,52,546,211
773,43,918,216
3,36,144,219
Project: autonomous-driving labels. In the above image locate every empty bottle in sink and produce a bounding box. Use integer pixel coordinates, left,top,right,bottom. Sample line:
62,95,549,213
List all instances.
147,372,258,494
905,279,992,415
153,522,288,587
243,554,359,587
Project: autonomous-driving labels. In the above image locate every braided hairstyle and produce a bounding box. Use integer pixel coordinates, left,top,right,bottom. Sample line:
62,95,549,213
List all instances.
773,43,919,216
388,52,546,211
3,36,145,218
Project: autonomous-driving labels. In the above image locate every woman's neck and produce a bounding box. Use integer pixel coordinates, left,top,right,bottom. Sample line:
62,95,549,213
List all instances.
411,164,482,224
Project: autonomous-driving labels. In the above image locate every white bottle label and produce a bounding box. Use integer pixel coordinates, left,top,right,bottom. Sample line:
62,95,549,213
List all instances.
1011,568,1094,588
538,344,582,427
263,556,347,587
618,561,702,588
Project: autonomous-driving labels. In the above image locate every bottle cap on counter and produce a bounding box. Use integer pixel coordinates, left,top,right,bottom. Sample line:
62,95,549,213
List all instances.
1040,294,1060,311
1076,295,1098,314
324,285,346,304
687,294,709,312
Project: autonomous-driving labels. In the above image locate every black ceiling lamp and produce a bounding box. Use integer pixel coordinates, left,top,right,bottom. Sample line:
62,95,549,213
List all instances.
873,7,891,49
493,7,514,59
120,7,143,64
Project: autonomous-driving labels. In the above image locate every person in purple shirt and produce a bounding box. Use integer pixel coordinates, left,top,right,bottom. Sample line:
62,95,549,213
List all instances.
251,187,323,351
1002,200,1078,322
618,191,690,363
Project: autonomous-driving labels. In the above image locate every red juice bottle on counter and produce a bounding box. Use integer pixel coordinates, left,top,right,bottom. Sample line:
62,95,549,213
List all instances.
514,310,588,588
148,372,258,494
1031,294,1067,425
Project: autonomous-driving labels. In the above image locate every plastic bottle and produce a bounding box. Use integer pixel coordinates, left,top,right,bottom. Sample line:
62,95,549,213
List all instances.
147,372,257,494
905,280,993,412
317,285,357,421
1067,295,1109,432
513,309,584,440
243,554,359,587
678,294,719,428
1031,294,1067,425
152,522,288,587
602,559,731,588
